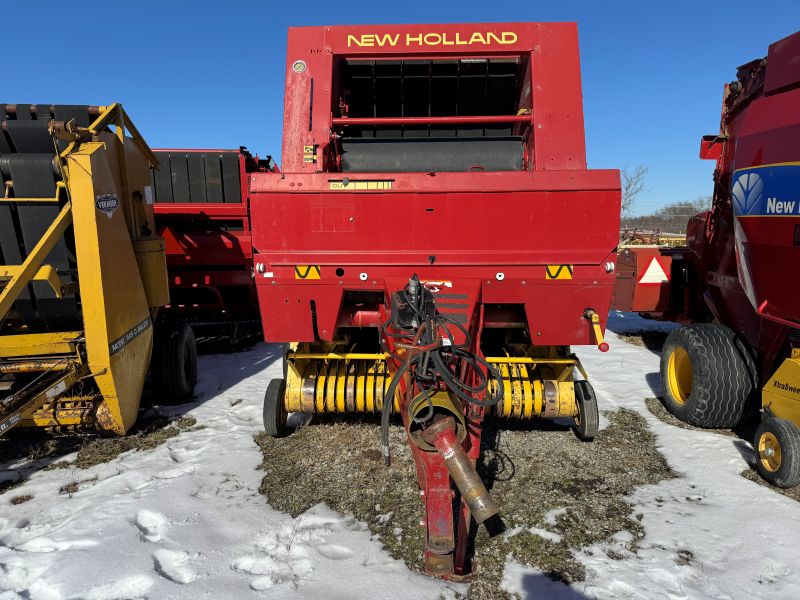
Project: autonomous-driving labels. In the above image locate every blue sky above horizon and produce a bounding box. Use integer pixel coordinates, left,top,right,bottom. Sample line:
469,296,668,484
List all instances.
4,1,798,215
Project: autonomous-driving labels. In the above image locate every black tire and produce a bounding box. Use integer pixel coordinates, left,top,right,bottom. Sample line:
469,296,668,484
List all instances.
573,380,599,441
151,323,197,403
660,323,755,428
754,416,800,488
264,378,289,438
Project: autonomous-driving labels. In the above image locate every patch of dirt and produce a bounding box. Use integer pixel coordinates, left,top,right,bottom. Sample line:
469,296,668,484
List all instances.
617,330,669,353
59,480,80,496
0,414,198,495
10,494,32,505
47,416,198,471
256,409,674,598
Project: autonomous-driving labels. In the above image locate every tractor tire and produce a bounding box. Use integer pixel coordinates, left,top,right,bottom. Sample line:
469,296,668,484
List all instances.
660,323,755,428
573,380,599,441
754,416,800,489
151,322,197,404
263,378,289,438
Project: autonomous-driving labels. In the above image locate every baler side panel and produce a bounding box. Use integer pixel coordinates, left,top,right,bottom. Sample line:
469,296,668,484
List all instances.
533,23,587,170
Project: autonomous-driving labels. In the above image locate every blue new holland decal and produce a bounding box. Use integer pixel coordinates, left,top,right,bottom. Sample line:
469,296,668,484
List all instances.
732,164,800,216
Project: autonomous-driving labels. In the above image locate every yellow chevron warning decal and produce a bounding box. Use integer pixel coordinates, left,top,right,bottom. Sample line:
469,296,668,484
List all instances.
545,265,573,280
294,265,321,280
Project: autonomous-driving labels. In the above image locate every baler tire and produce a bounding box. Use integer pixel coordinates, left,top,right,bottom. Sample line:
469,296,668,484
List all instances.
754,416,800,489
573,380,599,441
264,378,289,438
151,323,197,404
660,324,756,428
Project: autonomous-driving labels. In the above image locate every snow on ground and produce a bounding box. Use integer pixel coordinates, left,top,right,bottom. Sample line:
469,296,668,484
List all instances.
0,345,458,600
500,312,800,599
2,312,800,599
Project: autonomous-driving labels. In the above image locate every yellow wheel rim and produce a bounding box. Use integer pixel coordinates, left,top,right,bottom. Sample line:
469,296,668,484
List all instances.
667,346,693,405
758,431,782,473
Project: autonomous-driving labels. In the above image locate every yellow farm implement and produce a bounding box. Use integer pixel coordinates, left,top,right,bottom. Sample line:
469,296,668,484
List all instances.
0,103,196,436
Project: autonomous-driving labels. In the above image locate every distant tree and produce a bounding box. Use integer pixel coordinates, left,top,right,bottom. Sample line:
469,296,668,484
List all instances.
621,196,712,233
621,165,649,217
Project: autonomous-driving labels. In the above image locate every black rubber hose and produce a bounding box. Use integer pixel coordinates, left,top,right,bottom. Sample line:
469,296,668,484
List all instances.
381,359,409,466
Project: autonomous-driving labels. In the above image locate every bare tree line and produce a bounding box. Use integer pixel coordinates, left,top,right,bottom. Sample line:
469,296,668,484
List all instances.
620,165,711,234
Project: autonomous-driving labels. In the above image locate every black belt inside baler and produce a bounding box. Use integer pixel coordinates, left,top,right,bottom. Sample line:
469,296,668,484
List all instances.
152,151,241,203
0,104,93,325
340,136,524,173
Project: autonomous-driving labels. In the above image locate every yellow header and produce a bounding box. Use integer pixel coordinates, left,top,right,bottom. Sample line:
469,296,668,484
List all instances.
347,31,518,48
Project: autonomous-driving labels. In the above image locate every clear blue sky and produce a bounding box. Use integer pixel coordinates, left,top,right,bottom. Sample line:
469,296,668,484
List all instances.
4,1,798,215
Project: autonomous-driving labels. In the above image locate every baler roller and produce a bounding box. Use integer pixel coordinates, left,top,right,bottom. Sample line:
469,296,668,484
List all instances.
285,357,398,414
284,352,586,420
486,356,584,419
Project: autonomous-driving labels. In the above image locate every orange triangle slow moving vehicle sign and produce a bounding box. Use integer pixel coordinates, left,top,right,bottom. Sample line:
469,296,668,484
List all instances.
638,257,669,285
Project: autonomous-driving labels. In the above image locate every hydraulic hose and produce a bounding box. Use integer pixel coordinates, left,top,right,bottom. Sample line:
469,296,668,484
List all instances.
380,275,504,465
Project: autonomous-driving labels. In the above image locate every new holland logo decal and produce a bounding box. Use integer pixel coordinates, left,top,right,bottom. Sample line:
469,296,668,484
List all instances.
95,194,120,218
347,31,518,48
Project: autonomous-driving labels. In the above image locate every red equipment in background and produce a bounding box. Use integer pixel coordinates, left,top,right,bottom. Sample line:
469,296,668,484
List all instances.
252,22,621,578
614,31,800,488
151,148,272,342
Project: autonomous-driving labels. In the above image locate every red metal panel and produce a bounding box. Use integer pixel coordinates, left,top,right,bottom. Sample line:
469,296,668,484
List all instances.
764,31,800,95
254,261,615,345
612,247,675,314
532,23,587,170
280,23,589,174
250,169,618,193
733,87,800,170
250,188,619,267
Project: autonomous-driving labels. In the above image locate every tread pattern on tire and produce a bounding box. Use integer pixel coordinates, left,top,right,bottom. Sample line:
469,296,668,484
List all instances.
151,323,197,403
754,416,800,489
660,323,756,428
264,378,288,438
573,380,599,441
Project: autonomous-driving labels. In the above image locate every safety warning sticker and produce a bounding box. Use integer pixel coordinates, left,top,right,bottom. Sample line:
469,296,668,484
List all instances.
638,257,669,285
295,265,321,280
545,265,573,280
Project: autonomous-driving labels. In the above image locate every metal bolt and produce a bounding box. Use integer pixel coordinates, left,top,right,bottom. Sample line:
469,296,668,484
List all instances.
420,490,425,497
764,447,775,457
359,272,368,281
496,272,505,281
605,261,615,273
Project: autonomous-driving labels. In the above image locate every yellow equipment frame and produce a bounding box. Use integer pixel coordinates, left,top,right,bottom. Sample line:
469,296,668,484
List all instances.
0,104,168,436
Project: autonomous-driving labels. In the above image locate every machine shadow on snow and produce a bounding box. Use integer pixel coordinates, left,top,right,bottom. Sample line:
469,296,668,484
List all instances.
644,371,662,397
150,341,281,406
0,343,281,497
519,573,592,599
